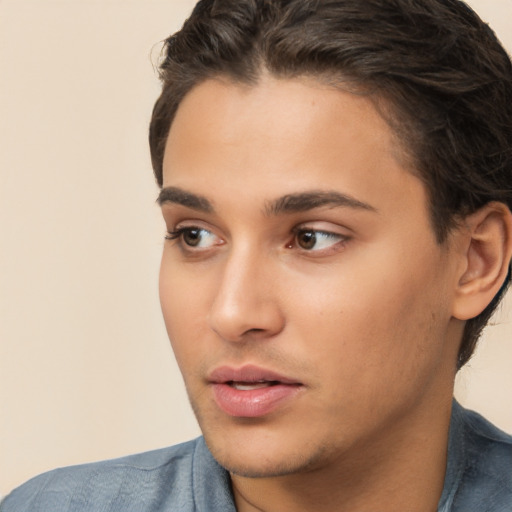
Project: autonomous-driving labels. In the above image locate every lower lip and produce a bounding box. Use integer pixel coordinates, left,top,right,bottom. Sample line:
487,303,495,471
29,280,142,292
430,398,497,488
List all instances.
211,383,302,418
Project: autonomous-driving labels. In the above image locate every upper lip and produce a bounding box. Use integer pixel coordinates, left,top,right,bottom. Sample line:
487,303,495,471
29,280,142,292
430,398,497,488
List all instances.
208,364,302,385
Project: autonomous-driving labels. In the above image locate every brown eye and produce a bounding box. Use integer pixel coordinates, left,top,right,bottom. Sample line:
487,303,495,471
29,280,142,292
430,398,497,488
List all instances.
292,228,347,252
166,226,221,249
297,230,317,250
182,228,202,247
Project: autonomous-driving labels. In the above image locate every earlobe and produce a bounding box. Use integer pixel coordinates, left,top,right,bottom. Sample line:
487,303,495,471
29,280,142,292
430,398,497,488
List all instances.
452,202,512,321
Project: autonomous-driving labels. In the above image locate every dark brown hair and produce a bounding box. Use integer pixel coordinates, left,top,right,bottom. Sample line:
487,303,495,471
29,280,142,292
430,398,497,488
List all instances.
149,0,512,368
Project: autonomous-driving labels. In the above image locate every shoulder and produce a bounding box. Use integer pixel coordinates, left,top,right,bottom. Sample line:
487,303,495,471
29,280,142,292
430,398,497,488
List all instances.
454,405,512,511
0,438,218,512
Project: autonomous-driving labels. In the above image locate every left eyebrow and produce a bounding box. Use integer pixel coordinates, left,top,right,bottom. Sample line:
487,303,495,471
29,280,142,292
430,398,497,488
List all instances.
265,190,377,216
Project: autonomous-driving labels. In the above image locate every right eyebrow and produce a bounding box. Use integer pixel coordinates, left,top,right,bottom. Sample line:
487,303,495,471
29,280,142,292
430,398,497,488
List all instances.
157,187,214,213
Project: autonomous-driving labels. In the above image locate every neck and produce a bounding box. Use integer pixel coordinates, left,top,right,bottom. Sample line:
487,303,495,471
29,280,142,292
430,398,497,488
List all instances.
231,395,454,512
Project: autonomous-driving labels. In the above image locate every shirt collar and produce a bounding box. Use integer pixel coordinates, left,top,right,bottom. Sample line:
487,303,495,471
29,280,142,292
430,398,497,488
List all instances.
437,400,467,511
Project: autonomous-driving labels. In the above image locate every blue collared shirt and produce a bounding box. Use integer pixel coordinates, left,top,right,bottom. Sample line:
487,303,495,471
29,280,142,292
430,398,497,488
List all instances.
2,401,511,511
438,402,512,511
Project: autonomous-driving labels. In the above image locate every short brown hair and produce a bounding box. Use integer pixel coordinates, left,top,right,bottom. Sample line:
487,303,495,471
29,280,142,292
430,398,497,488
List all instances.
149,0,512,368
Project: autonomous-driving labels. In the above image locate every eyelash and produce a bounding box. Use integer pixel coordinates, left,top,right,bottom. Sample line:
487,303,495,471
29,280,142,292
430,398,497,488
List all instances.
165,226,349,254
165,228,189,241
165,227,214,244
290,227,348,252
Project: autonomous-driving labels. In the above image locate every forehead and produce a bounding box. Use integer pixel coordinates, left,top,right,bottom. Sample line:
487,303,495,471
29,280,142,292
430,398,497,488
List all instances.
162,76,430,231
166,76,399,159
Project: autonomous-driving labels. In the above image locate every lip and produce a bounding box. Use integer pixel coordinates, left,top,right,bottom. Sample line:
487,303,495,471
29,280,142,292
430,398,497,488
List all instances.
208,365,303,418
208,364,301,385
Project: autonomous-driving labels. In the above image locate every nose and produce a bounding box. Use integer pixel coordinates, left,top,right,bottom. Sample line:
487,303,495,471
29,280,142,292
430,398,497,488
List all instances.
208,249,285,343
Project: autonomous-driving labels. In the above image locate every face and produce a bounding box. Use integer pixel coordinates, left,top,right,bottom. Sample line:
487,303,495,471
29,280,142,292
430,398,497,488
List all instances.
159,76,462,478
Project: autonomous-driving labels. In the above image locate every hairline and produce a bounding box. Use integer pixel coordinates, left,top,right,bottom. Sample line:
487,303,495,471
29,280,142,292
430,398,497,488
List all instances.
159,68,448,242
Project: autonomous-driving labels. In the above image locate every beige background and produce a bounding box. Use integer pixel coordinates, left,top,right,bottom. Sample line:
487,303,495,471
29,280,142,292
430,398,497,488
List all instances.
1,0,511,497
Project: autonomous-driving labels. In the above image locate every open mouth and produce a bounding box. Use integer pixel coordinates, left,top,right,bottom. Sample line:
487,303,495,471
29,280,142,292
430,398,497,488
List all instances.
208,365,301,386
227,380,280,391
207,365,304,417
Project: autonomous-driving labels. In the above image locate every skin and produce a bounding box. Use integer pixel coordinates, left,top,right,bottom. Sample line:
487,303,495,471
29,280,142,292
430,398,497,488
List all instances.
158,76,501,511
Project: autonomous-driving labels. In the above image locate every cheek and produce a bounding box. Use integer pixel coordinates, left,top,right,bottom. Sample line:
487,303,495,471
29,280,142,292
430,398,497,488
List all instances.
159,255,210,362
291,247,452,390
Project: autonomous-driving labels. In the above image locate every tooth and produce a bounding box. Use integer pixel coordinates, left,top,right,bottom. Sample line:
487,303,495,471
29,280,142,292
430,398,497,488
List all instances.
231,382,272,391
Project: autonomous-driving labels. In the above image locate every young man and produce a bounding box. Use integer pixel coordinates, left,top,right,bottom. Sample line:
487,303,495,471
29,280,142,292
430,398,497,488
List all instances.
2,0,512,511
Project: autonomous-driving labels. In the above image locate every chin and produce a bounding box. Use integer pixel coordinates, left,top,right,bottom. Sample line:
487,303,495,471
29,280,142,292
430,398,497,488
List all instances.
209,446,321,479
188,389,342,478
202,425,333,479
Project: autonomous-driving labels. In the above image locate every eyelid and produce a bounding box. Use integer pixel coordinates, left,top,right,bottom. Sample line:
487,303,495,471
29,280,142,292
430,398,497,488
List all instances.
165,218,217,237
290,222,351,254
293,220,352,237
165,223,225,252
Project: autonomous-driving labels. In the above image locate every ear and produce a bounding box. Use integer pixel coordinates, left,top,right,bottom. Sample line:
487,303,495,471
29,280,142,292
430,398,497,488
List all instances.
452,202,512,321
